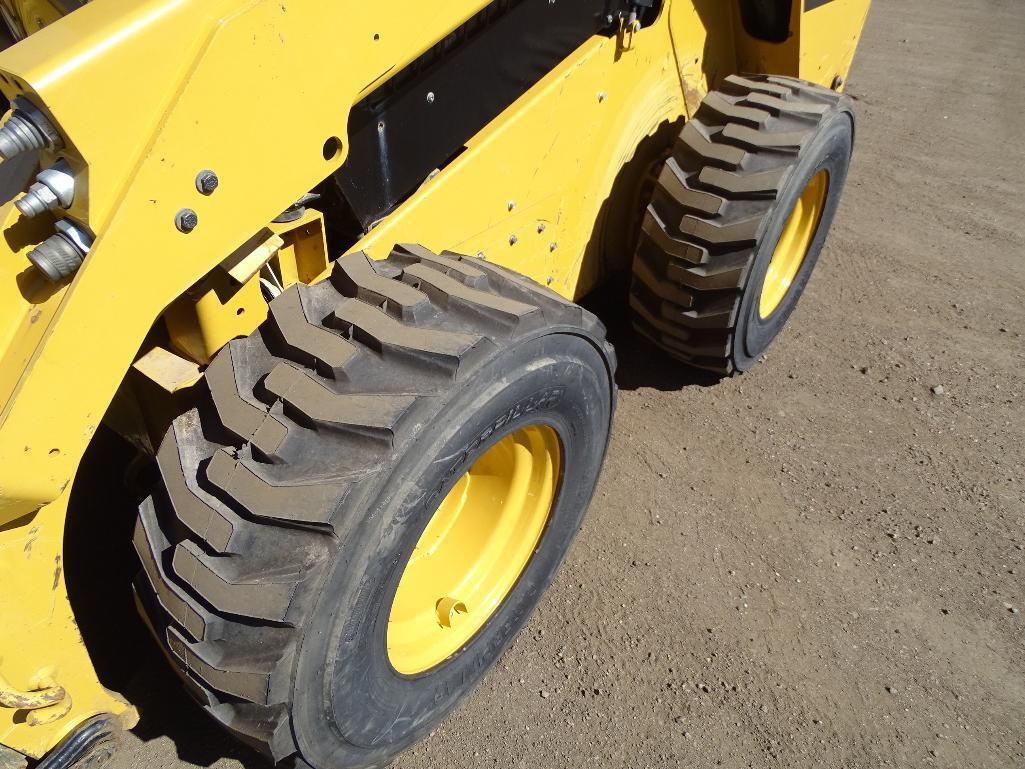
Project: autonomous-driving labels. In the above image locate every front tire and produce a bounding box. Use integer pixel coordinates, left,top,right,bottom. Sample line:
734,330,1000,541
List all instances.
630,74,855,375
133,246,616,768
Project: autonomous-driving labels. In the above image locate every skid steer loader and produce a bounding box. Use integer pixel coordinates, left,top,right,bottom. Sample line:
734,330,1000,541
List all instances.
0,1,871,766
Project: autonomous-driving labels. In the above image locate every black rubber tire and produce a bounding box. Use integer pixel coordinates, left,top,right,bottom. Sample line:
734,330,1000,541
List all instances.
133,245,617,768
630,74,855,375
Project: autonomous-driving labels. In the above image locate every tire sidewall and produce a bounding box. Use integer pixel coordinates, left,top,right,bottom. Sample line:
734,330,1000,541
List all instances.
291,332,614,768
734,107,854,371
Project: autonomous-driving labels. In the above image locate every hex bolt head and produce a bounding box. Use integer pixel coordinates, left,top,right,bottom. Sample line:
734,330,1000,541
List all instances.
176,208,199,233
15,159,76,218
196,170,219,195
16,182,59,217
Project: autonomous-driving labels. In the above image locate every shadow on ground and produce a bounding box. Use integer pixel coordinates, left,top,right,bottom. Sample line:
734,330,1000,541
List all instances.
581,281,722,392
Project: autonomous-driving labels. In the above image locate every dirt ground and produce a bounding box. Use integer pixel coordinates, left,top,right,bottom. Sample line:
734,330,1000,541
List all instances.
94,1,1024,767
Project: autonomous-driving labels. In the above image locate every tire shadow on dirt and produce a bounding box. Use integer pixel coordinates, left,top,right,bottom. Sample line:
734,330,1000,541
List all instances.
582,282,722,392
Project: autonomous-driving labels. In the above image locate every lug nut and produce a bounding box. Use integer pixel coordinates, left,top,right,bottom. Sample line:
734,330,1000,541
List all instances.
196,170,219,195
176,208,199,233
16,159,76,218
0,96,62,161
28,219,92,283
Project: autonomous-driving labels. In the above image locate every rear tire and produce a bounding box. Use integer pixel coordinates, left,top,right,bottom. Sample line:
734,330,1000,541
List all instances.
630,74,855,375
133,246,616,768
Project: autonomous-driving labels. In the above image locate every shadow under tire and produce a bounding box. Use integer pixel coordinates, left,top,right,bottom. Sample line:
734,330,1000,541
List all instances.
132,246,617,769
630,74,855,375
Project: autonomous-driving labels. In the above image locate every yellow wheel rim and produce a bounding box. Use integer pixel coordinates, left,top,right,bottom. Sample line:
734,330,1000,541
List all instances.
759,170,830,319
387,425,562,675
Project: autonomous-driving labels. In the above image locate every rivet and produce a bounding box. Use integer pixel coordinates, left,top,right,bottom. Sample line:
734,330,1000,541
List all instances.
507,200,516,211
549,242,558,252
598,91,607,103
509,234,518,246
537,223,546,233
426,92,436,104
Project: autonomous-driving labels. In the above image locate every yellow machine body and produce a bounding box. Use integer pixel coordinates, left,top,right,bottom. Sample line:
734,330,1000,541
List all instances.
0,0,870,759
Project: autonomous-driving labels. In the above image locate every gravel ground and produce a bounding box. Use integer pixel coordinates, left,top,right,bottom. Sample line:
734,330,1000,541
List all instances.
96,0,1025,767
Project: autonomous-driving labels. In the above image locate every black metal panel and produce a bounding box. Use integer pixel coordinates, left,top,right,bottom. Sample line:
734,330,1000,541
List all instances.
334,0,650,228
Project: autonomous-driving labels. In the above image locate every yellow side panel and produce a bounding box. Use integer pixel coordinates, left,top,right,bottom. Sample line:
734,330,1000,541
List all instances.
733,1,801,77
799,0,873,87
732,1,872,88
0,491,136,759
668,0,739,115
359,23,687,301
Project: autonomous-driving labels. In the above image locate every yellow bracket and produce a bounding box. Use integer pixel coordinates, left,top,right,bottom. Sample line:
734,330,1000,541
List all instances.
164,208,330,364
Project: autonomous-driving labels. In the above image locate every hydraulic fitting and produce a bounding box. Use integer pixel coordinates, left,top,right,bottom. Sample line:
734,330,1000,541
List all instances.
28,219,92,283
15,159,76,217
0,96,63,160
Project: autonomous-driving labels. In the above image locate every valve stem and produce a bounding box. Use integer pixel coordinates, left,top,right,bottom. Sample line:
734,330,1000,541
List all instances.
0,96,63,160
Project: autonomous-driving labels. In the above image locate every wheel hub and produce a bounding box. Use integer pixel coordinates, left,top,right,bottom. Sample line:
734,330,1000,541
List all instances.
387,425,561,675
759,169,830,319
